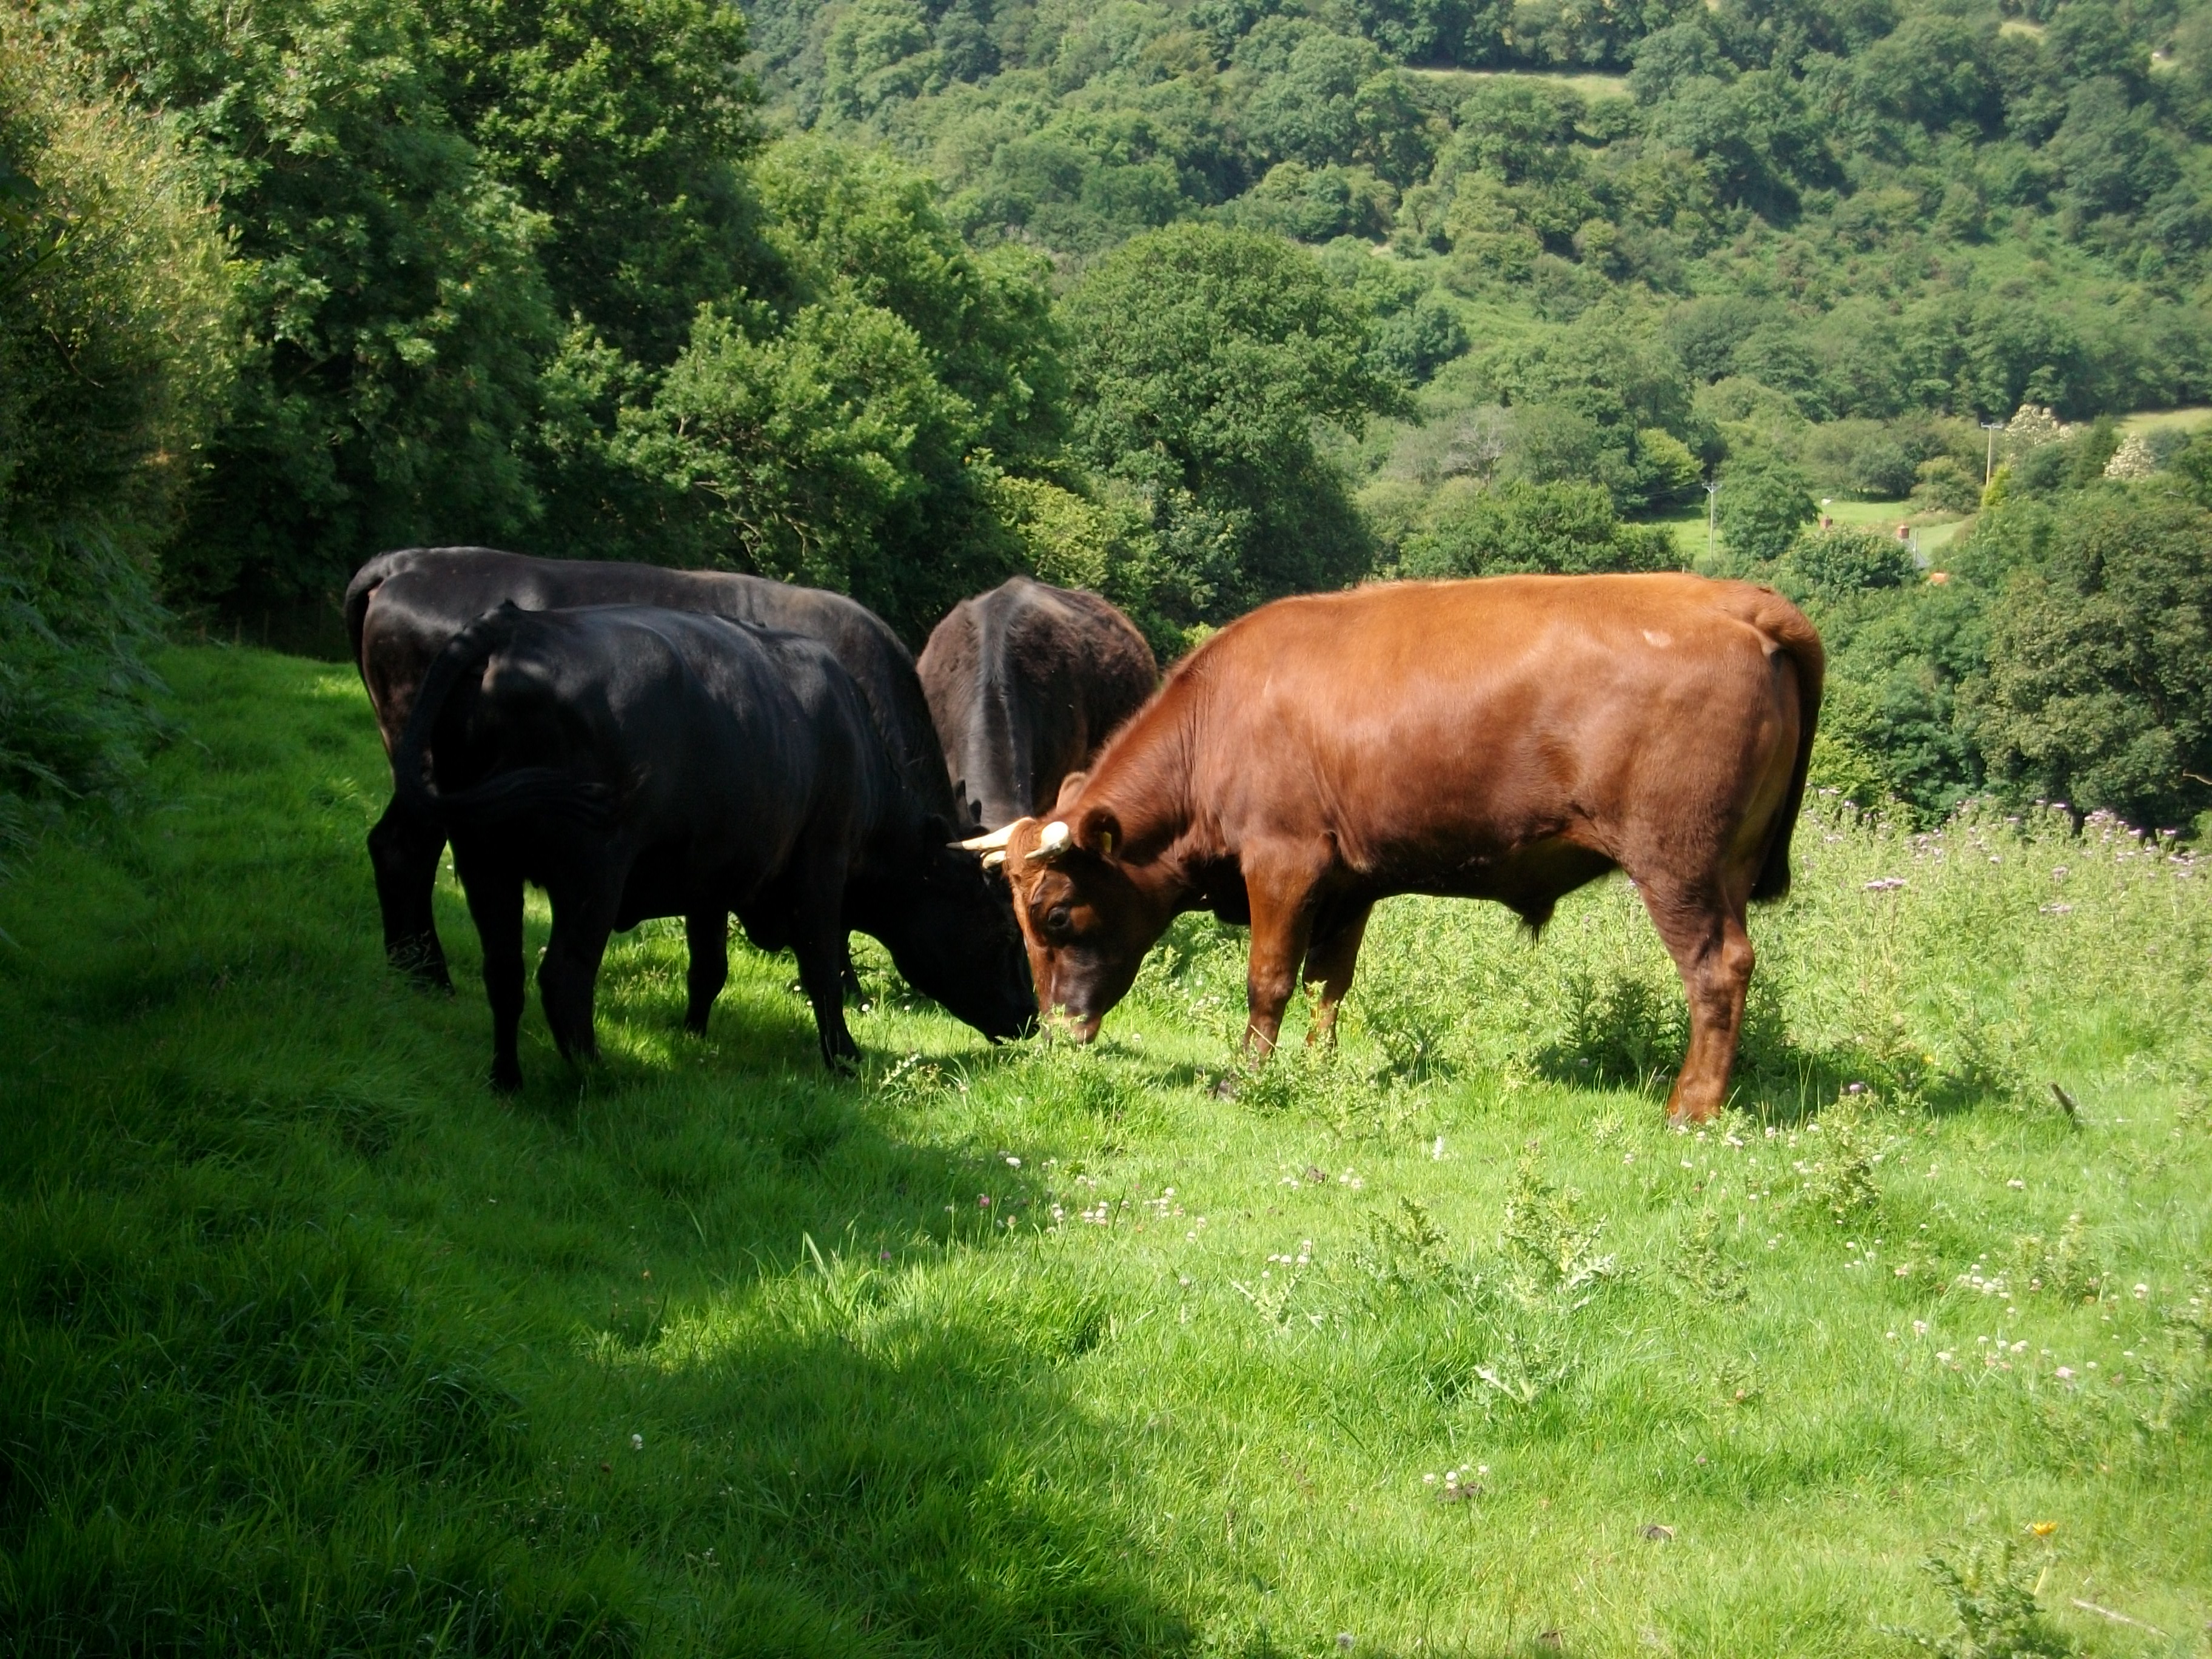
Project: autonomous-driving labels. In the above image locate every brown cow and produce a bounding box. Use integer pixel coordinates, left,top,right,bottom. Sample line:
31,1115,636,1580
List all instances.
964,574,1823,1124
917,577,1158,831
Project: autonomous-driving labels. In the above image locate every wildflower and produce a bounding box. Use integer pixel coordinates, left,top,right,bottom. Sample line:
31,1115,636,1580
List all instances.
1937,1350,1954,1363
2007,1179,2025,1190
1423,1472,1437,1484
978,1195,991,1207
1845,1081,1866,1094
1912,1320,1929,1336
2056,1367,2074,1379
2028,1521,2057,1538
1863,877,1906,892
631,1433,644,1452
1006,1155,1021,1167
2133,1282,2149,1299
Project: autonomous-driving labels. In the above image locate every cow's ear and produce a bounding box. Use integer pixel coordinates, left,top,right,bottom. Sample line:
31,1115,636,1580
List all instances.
1077,805,1122,860
1051,771,1088,813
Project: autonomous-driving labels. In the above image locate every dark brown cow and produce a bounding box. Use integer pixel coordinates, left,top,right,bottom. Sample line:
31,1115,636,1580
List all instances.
965,574,1823,1124
917,577,1158,831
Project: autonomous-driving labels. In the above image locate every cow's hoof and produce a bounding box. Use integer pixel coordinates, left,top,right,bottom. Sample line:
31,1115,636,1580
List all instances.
491,1063,523,1094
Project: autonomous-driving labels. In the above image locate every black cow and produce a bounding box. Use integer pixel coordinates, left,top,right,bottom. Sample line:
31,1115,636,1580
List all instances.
917,577,1157,831
347,546,958,989
393,603,1036,1086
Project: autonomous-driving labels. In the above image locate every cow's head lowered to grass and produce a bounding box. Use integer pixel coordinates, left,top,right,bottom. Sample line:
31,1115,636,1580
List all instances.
959,802,1175,1042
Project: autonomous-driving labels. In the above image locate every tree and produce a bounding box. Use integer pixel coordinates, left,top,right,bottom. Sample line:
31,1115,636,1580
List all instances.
1966,489,2212,830
51,0,559,609
1063,223,1401,626
1,14,232,851
1400,479,1680,577
1717,454,1817,565
421,0,761,366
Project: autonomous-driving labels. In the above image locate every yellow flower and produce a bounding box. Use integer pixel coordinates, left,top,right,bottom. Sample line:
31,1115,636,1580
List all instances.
2027,1521,2058,1538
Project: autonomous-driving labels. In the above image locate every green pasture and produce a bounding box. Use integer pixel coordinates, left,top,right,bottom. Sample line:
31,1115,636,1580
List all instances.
2120,407,2212,440
1647,501,1965,569
1403,66,1633,100
3,646,2208,1656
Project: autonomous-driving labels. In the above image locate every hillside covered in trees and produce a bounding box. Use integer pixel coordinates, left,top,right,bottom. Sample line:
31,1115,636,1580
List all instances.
2,0,2210,856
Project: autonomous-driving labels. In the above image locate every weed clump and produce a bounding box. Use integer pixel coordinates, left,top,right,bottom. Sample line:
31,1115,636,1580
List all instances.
1500,1148,1615,1296
1885,1540,2074,1658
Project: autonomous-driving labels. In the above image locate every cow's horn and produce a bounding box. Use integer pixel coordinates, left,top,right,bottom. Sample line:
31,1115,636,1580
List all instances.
1025,819,1073,863
981,850,1006,870
956,822,1018,852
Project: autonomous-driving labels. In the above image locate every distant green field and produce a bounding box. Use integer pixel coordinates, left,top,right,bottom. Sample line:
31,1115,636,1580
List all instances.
4,647,2207,1655
2121,406,2212,438
1405,65,1632,99
1647,500,1965,569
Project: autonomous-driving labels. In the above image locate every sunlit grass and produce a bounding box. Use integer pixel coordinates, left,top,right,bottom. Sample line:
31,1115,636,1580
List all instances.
2,645,2207,1655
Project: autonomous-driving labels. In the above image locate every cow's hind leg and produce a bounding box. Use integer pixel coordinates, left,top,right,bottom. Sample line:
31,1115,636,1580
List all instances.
685,908,729,1035
540,868,623,1068
453,841,525,1092
369,797,453,990
1301,899,1373,1049
1637,878,1755,1126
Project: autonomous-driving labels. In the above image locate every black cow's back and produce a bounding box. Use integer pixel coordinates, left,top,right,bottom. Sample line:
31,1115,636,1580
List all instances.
349,547,956,822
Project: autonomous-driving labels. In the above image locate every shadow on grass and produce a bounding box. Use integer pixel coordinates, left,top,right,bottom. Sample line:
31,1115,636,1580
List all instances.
0,668,1198,1654
1532,972,2007,1125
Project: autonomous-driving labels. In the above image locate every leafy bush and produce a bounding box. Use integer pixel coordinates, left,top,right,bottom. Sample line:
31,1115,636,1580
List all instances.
1966,488,2212,830
1064,223,1400,627
0,16,231,862
1399,479,1680,577
1779,525,1919,599
1717,454,1818,566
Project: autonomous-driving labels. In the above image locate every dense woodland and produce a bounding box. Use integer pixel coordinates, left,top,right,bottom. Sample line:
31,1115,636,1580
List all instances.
2,0,2210,863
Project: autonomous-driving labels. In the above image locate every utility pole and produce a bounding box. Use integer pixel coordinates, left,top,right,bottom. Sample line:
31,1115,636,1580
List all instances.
1704,475,1719,567
1981,420,2006,486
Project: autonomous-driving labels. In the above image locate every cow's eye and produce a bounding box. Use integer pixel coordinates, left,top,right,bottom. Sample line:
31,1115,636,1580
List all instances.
1045,905,1072,934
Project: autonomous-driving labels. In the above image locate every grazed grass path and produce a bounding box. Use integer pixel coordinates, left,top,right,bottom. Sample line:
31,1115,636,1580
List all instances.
3,646,2208,1656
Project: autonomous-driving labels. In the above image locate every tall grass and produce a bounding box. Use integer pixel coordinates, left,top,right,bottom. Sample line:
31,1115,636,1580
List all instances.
2,646,2206,1655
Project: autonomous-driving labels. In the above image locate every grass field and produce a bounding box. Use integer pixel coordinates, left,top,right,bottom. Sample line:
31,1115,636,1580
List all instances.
4,646,2209,1657
2120,408,2212,440
1648,501,1965,569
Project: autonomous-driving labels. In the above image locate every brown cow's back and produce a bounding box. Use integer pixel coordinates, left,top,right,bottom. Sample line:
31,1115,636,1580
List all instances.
1096,575,1816,914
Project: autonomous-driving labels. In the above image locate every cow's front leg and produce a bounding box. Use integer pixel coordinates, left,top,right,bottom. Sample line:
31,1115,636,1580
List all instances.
684,908,729,1034
1301,899,1373,1049
369,796,453,990
1240,848,1327,1061
792,910,859,1074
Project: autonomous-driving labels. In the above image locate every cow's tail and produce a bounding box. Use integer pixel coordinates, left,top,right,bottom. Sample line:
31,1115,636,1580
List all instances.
1750,595,1825,904
392,603,614,831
